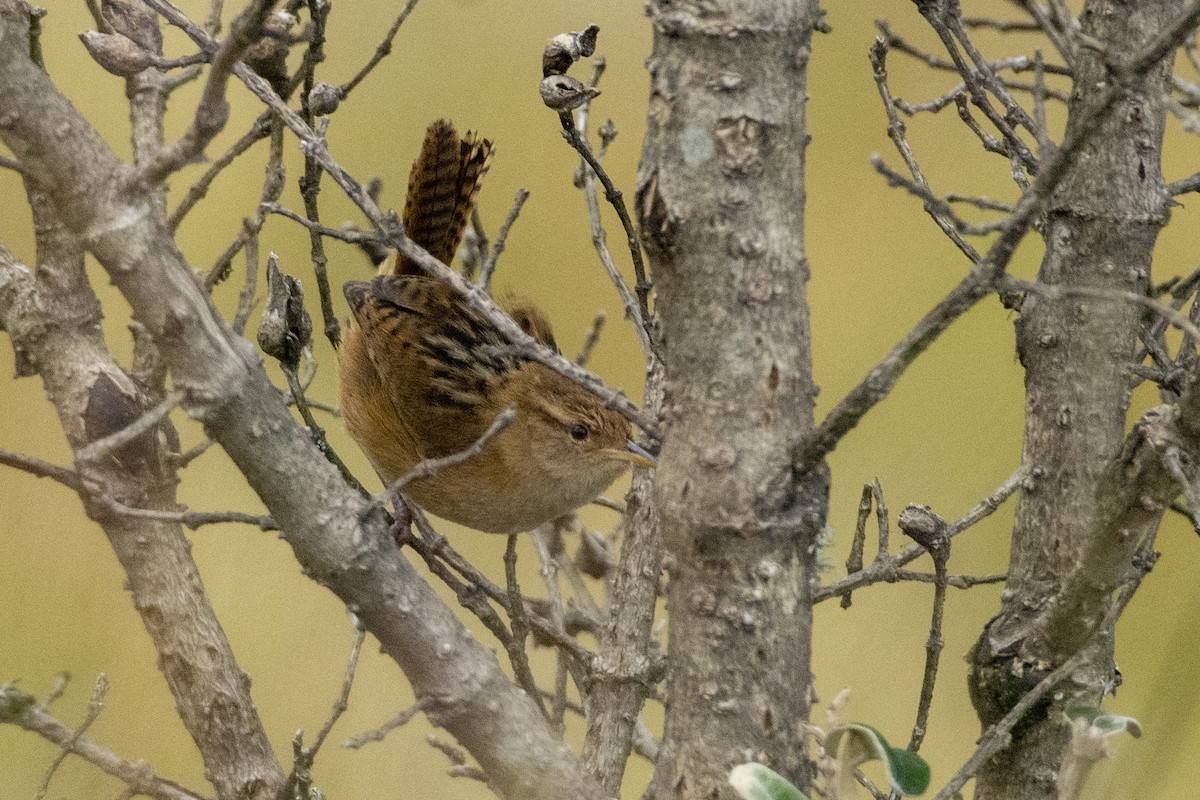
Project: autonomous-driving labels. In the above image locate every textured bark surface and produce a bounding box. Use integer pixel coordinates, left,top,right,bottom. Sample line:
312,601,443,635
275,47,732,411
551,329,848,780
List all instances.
582,367,665,796
0,5,607,798
969,2,1181,798
637,2,827,798
0,196,285,800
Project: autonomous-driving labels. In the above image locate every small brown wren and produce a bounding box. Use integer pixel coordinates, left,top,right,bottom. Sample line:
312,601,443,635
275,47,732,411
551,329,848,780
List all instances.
337,120,652,533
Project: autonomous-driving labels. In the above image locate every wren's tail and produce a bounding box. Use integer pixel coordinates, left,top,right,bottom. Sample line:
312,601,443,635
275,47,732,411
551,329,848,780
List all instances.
388,119,493,276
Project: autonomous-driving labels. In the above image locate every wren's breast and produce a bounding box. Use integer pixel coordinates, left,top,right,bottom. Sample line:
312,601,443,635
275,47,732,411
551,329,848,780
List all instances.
402,438,627,534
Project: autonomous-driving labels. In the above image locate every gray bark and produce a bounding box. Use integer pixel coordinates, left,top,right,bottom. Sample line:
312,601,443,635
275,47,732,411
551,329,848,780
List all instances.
582,367,665,796
0,190,286,800
0,4,606,798
637,2,827,798
969,2,1182,798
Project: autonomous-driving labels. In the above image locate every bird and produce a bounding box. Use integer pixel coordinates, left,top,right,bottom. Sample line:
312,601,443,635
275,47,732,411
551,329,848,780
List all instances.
337,120,653,534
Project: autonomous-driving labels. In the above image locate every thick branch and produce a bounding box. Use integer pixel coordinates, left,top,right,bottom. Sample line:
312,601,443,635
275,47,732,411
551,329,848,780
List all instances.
965,3,1193,799
638,4,828,798
0,5,605,799
0,207,284,799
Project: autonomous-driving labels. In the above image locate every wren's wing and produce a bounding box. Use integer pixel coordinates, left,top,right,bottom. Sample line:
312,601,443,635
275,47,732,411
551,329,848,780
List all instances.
344,275,521,457
393,120,493,276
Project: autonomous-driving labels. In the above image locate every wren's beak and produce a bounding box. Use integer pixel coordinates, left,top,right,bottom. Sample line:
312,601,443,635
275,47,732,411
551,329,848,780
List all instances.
603,440,657,469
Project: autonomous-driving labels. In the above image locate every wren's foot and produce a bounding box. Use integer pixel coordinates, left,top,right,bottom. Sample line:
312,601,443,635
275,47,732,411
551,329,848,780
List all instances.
390,499,414,548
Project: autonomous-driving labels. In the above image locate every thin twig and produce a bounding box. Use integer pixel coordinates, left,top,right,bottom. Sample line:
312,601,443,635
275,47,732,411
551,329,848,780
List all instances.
35,674,108,800
1001,276,1200,342
205,117,286,291
815,466,1028,603
504,535,549,718
262,201,385,245
233,215,262,335
107,505,277,531
1162,445,1200,532
929,567,1152,800
575,312,606,366
283,365,367,495
402,515,597,669
900,512,950,754
0,446,88,491
0,153,25,174
568,70,655,362
870,40,981,264
894,570,1006,589
342,702,424,749
532,526,571,731
478,188,530,290
403,508,531,669
38,674,70,709
0,681,210,800
559,112,656,357
172,438,216,467
0,444,276,530
381,407,515,500
427,734,488,782
298,0,340,348
279,620,367,800
337,0,422,97
840,484,873,609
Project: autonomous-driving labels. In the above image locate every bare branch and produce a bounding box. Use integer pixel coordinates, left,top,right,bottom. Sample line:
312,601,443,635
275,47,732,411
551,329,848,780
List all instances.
0,681,210,800
0,3,609,792
280,621,367,800
558,113,656,352
478,188,530,290
799,10,1190,472
815,466,1028,603
337,0,421,97
262,201,385,245
342,702,424,750
504,534,549,719
383,407,516,500
574,312,606,366
145,0,661,439
35,673,108,800
143,0,277,182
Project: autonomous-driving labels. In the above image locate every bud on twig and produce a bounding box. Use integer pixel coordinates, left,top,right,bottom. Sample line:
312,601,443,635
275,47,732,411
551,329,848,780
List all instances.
79,31,155,77
307,81,342,116
244,10,297,95
101,0,162,53
542,24,599,77
898,504,947,551
540,74,600,113
258,255,312,372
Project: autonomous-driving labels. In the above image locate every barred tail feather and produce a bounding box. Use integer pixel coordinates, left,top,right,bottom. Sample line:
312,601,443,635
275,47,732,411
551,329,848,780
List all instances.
394,120,493,275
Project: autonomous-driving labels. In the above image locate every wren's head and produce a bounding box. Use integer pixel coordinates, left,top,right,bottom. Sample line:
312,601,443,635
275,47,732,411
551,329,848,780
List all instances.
491,363,653,518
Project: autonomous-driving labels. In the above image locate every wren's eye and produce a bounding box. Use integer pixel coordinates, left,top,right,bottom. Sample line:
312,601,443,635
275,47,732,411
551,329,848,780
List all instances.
569,423,590,442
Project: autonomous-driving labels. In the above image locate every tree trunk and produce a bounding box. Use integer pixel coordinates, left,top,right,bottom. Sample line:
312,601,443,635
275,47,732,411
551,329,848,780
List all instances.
637,2,827,797
969,2,1179,798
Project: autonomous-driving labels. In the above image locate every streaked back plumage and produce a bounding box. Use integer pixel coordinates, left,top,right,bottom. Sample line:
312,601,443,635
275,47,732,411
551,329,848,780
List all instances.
338,120,637,533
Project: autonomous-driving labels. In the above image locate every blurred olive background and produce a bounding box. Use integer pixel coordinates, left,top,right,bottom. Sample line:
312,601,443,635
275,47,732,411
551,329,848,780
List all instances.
3,1,1199,797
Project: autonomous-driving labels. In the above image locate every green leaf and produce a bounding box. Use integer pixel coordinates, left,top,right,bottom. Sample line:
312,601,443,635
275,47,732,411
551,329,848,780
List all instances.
728,762,809,800
1063,705,1142,739
826,724,931,796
